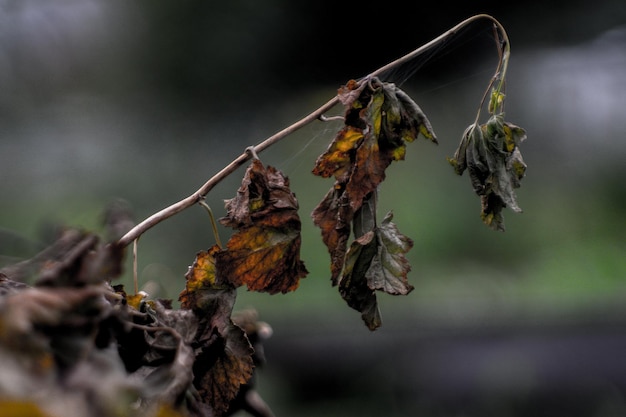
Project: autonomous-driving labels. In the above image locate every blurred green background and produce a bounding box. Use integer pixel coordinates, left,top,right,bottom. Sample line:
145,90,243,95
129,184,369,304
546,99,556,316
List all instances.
1,1,626,416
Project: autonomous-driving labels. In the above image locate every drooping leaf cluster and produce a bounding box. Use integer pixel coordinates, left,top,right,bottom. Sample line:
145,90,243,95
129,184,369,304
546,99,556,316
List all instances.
447,90,527,231
0,228,274,417
311,77,437,329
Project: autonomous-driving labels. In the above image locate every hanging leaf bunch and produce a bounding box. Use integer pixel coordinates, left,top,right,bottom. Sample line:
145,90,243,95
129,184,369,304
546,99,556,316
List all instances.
447,108,527,230
447,33,528,231
311,77,437,329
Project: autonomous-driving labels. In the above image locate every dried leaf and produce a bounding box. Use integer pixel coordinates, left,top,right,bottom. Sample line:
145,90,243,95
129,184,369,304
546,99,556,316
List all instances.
216,226,306,294
313,78,437,213
339,230,382,330
179,245,225,310
217,159,307,294
365,211,414,295
339,211,413,330
310,186,352,284
221,159,300,229
447,114,527,231
193,321,254,417
179,249,255,416
137,303,198,411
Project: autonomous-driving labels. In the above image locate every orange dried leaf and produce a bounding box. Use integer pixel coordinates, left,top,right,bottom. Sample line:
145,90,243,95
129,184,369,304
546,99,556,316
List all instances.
179,245,224,310
216,226,306,294
312,126,364,179
218,160,307,293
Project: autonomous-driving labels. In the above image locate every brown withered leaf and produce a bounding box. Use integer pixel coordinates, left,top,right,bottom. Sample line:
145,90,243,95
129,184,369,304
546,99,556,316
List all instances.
216,159,307,294
311,125,364,180
310,185,352,284
221,158,299,229
216,226,306,294
188,287,253,417
193,321,254,417
447,113,527,231
179,249,255,416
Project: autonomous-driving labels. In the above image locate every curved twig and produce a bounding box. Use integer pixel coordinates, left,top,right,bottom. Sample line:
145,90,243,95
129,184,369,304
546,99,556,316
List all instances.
118,14,508,248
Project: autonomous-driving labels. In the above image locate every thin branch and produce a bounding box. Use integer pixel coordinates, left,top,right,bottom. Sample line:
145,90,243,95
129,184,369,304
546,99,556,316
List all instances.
198,200,223,249
118,14,508,248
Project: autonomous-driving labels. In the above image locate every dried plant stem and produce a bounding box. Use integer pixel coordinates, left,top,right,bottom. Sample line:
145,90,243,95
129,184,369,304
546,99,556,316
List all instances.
118,14,508,248
133,238,139,293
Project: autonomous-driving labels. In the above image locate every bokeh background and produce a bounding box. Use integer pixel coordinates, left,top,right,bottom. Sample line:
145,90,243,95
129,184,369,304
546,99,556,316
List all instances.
1,1,626,416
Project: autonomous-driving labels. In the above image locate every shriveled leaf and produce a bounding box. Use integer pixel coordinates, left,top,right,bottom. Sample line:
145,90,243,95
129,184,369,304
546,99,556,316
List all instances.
337,78,368,106
366,212,414,295
221,159,300,229
447,114,527,231
179,245,226,310
342,87,396,211
0,229,87,283
394,87,438,144
339,211,413,330
340,230,382,330
310,186,352,284
102,198,135,242
217,159,307,294
189,285,254,416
